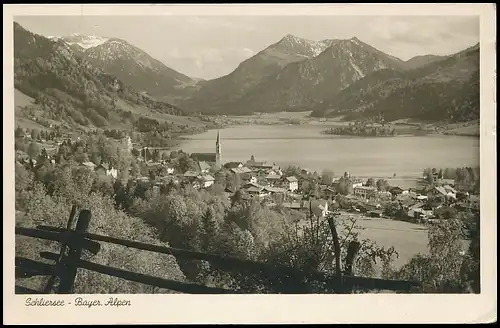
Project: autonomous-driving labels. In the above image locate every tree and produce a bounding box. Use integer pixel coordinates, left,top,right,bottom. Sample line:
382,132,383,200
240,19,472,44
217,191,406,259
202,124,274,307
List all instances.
337,177,353,195
15,126,25,138
366,178,375,187
131,148,140,158
31,129,39,141
426,172,434,185
321,170,335,185
384,201,402,218
27,142,41,159
376,179,389,192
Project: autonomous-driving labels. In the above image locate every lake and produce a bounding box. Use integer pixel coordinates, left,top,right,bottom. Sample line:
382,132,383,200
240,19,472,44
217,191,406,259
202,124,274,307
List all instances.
177,125,480,178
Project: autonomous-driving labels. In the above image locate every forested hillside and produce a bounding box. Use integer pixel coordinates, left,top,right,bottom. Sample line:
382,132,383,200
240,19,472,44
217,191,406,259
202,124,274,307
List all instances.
311,44,480,122
14,22,185,129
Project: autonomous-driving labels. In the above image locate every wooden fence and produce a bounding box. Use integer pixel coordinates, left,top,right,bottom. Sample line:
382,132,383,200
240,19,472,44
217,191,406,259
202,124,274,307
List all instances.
15,206,422,294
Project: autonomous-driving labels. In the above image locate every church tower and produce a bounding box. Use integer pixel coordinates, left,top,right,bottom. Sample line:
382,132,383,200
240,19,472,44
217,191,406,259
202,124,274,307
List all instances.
215,130,221,170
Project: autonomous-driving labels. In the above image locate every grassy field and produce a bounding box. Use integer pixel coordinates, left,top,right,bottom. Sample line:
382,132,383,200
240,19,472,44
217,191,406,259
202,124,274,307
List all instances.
298,212,468,272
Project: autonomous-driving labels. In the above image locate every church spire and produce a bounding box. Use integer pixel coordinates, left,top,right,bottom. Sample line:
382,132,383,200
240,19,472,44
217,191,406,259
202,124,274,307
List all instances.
215,130,221,170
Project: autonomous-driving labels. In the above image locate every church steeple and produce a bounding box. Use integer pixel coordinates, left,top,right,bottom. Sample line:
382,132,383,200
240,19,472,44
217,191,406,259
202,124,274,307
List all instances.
215,130,221,170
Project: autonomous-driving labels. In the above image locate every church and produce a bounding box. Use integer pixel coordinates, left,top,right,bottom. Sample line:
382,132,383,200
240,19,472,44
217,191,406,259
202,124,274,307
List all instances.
190,130,222,171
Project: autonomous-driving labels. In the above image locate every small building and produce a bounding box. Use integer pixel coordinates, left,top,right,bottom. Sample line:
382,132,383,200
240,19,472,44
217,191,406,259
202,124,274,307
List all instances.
231,167,253,175
282,202,302,210
389,186,405,196
183,170,200,181
377,191,393,200
265,172,283,185
427,186,448,199
225,162,244,169
246,185,267,198
80,161,96,170
352,179,364,188
199,174,215,188
353,186,377,199
443,184,457,195
263,186,286,195
302,199,330,218
165,166,175,175
368,210,383,218
95,163,118,179
286,176,299,192
198,161,211,173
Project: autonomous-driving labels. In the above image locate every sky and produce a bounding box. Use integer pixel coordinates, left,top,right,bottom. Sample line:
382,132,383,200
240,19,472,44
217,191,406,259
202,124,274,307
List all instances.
14,15,479,80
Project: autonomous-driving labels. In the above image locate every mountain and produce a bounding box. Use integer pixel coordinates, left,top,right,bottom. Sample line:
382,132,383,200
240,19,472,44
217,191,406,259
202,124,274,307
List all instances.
181,36,408,114
178,34,337,114
14,22,185,129
51,34,197,103
310,43,480,122
404,54,447,70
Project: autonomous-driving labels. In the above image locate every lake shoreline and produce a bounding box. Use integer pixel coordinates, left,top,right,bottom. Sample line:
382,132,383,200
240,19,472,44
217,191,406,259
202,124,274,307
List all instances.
176,124,479,179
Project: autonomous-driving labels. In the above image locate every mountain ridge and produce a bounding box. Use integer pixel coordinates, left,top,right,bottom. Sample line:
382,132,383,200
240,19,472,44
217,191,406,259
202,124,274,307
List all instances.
310,44,480,122
179,36,411,114
13,22,186,130
51,34,198,102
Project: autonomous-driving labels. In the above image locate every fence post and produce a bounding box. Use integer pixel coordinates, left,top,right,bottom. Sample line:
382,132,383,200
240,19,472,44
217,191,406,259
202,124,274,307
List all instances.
57,209,92,294
326,214,342,287
344,241,361,276
43,204,77,293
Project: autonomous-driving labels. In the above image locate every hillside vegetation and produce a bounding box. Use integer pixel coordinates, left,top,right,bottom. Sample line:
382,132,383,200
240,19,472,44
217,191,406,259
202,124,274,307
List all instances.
14,22,186,131
311,44,480,123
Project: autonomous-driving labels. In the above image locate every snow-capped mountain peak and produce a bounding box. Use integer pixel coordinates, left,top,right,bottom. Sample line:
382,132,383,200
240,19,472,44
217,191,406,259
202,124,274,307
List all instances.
56,34,110,50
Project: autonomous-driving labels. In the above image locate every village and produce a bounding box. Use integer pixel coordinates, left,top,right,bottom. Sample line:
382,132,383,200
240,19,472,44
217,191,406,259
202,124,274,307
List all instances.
15,126,480,227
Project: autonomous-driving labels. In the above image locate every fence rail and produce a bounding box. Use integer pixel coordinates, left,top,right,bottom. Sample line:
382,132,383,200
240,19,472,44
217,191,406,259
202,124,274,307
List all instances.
15,206,421,294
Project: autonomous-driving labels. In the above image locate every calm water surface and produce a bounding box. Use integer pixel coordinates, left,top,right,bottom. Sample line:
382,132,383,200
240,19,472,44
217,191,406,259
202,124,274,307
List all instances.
178,125,479,178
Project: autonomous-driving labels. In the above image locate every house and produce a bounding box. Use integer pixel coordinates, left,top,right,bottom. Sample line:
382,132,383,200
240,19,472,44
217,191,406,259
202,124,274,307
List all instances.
302,199,330,218
377,191,392,200
165,165,175,175
246,175,258,184
282,202,302,210
199,174,215,188
352,179,363,188
389,186,405,196
198,161,211,173
80,161,96,170
225,162,244,169
246,185,267,198
408,204,434,221
265,172,283,185
443,184,457,195
253,163,274,170
368,210,383,218
231,167,253,175
286,176,299,192
263,186,286,195
271,165,282,173
95,163,118,179
353,186,377,199
324,186,337,198
183,170,200,181
427,186,448,199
